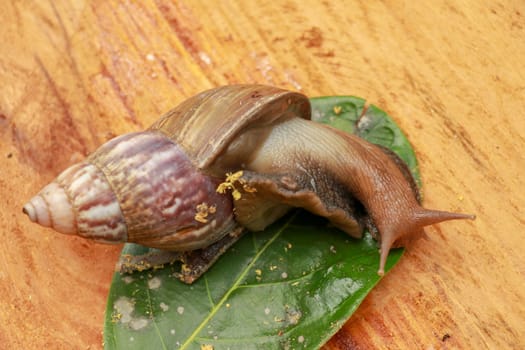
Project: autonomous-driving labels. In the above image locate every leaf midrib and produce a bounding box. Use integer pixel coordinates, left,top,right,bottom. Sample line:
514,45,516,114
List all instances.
145,282,168,350
179,213,298,349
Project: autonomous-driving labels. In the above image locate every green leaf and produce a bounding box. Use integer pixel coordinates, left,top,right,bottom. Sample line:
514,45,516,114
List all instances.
104,96,420,350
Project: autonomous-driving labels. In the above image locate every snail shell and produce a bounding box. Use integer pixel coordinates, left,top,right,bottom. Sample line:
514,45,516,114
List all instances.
23,85,474,275
23,131,235,250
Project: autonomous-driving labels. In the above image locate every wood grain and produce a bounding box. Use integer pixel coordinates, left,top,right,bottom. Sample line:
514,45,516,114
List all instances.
1,0,523,348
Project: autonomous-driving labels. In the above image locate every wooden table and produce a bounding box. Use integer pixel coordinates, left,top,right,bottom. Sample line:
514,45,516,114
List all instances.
1,1,523,348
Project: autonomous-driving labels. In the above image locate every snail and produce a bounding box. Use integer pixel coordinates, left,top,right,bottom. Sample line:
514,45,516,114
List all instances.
22,84,475,283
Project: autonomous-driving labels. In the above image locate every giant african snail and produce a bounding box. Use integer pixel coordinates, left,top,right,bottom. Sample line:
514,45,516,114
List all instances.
22,85,475,282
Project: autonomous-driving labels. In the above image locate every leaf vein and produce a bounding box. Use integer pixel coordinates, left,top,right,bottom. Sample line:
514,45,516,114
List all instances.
178,213,298,349
145,280,168,350
236,265,329,289
204,276,215,308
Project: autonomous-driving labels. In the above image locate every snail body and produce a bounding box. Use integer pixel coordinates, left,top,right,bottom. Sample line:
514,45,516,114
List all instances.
23,85,474,279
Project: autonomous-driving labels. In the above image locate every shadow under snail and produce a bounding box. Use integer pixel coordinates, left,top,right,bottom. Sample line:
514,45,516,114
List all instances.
22,85,475,283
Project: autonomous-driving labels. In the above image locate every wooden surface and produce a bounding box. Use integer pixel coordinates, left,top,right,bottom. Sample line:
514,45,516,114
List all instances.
1,1,523,348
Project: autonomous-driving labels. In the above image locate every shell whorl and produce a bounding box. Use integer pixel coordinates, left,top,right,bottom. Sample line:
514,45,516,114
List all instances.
87,130,236,250
23,162,127,242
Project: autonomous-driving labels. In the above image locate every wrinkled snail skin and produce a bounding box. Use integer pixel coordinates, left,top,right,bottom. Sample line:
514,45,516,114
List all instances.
240,117,475,274
22,84,475,277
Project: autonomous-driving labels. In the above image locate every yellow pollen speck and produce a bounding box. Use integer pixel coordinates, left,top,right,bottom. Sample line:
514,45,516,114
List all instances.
119,255,157,273
136,260,151,272
232,190,242,201
111,312,122,323
226,171,244,182
255,269,262,276
216,170,251,200
242,184,257,193
201,345,214,350
195,203,216,223
333,105,342,115
181,264,191,274
153,264,165,270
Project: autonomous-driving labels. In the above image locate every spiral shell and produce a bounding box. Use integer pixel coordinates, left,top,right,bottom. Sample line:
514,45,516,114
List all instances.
23,131,236,249
23,161,126,242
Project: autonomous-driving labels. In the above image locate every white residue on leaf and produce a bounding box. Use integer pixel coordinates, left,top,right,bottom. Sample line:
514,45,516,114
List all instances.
121,276,134,284
148,276,161,290
264,307,271,315
170,329,176,335
177,306,185,315
281,272,288,279
113,296,151,331
130,317,149,330
298,335,305,343
286,307,302,325
114,296,135,323
311,109,325,122
160,302,169,312
357,114,373,130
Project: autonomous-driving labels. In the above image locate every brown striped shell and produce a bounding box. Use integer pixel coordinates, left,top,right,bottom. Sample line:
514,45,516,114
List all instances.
23,130,236,250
